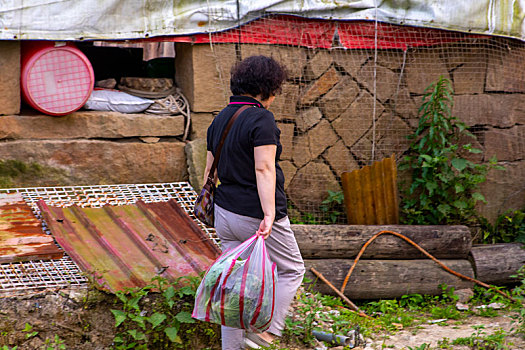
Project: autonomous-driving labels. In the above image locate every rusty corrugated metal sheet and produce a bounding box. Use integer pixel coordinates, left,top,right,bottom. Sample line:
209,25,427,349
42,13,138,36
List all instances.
341,155,399,225
0,193,63,263
37,199,220,292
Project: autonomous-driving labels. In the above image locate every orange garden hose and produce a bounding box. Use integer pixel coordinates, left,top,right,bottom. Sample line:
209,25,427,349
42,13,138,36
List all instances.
339,230,518,304
311,229,519,315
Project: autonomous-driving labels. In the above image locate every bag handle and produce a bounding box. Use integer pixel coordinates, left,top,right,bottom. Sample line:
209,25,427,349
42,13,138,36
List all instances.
208,105,251,184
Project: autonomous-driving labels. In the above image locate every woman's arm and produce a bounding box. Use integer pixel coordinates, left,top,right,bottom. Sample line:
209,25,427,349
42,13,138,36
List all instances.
203,151,217,185
254,144,277,239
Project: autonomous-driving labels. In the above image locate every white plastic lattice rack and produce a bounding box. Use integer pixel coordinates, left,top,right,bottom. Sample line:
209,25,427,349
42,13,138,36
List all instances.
0,182,214,296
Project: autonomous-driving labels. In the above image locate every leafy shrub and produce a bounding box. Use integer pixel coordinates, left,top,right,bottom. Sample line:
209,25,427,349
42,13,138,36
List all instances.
111,276,219,349
479,209,525,244
399,76,503,225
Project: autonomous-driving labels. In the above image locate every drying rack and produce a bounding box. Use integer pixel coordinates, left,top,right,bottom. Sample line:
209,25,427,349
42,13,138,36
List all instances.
0,182,214,296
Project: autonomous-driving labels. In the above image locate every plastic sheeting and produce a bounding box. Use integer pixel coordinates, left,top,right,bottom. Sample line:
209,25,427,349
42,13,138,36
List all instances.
171,15,484,49
1,0,524,41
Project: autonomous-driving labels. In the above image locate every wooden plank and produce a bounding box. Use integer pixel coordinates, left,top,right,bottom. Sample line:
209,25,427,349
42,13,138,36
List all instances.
305,259,474,299
0,193,63,263
292,224,472,259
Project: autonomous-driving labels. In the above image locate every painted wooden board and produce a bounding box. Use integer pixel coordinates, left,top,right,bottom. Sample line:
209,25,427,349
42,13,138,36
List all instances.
0,193,63,263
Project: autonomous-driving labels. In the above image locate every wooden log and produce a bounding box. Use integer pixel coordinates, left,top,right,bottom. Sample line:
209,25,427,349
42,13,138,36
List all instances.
292,224,472,259
469,243,525,285
305,259,474,299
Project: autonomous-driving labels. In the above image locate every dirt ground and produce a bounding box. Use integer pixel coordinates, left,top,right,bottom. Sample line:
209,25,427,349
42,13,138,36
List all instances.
0,288,116,350
363,313,525,350
1,287,525,350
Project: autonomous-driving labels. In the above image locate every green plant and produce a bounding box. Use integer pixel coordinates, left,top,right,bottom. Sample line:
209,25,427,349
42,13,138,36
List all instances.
407,344,430,350
320,190,345,224
399,294,426,310
509,266,525,335
437,337,452,349
452,326,509,349
0,346,17,350
366,299,400,314
480,209,525,244
288,207,320,225
477,307,500,318
284,292,324,345
111,276,219,349
22,323,38,340
430,305,462,320
439,284,459,303
43,334,66,350
399,76,503,225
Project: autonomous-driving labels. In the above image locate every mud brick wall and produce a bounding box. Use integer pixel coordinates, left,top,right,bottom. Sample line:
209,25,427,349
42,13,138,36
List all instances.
177,41,525,222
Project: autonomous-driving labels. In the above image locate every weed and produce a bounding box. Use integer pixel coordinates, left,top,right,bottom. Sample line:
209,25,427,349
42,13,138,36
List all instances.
22,323,38,340
479,209,525,244
320,190,345,224
43,334,66,350
399,76,503,225
437,337,452,349
452,326,509,349
289,190,346,224
430,305,462,320
477,307,500,318
367,299,400,314
407,344,430,350
399,294,426,310
111,276,219,349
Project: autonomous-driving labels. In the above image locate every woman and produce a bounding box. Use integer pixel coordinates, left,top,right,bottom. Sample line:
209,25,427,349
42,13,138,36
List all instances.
204,55,305,349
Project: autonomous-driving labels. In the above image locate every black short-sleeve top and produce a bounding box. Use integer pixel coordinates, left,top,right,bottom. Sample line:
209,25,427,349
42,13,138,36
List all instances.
206,95,287,220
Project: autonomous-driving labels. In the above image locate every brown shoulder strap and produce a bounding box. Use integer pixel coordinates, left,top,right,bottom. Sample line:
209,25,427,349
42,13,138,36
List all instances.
208,105,251,182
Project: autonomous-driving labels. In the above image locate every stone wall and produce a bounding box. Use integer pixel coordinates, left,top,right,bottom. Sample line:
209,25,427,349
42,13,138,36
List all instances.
0,111,187,186
177,40,525,222
0,40,188,187
0,38,523,222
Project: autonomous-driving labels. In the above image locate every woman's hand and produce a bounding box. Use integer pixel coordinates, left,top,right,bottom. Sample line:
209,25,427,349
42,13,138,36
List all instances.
257,215,274,239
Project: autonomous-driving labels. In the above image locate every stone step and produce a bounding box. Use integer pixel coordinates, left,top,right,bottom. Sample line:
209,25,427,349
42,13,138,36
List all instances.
0,139,187,185
0,111,185,140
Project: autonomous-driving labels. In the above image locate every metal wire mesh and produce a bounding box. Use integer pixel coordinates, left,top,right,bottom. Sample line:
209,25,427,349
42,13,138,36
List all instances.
0,182,214,296
197,13,525,224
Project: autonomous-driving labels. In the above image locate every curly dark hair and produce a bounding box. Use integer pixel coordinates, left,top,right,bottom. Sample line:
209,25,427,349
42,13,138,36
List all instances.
230,55,288,100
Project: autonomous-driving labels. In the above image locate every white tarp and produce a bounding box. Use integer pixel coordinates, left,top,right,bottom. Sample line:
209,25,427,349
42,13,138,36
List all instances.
1,0,525,41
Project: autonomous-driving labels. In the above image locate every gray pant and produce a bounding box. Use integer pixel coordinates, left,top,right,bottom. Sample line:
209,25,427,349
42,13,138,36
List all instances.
215,205,305,350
